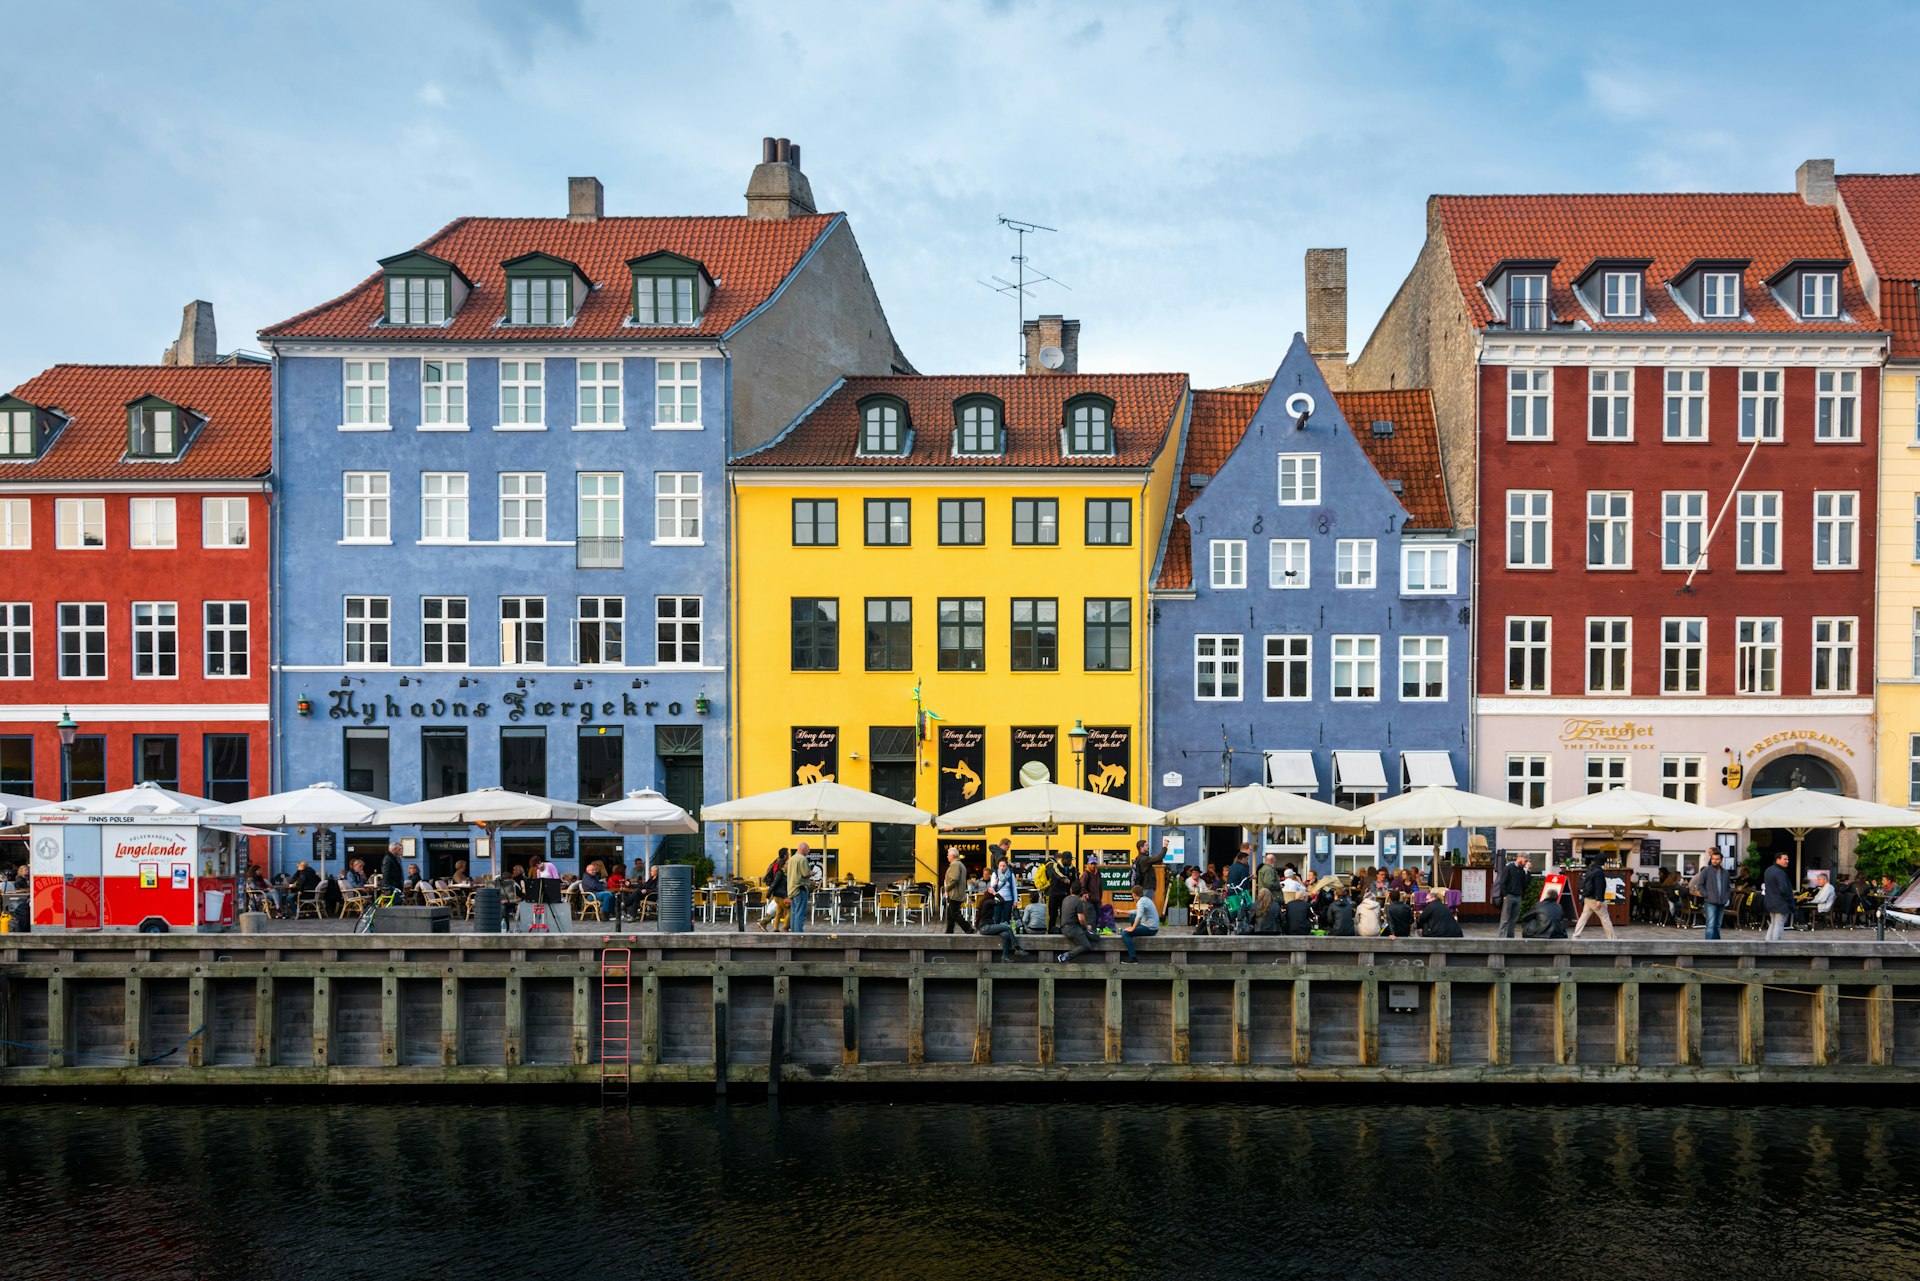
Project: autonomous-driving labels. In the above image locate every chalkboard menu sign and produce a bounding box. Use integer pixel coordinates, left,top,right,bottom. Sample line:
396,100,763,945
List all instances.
311,826,336,869
1083,726,1133,834
1638,838,1663,869
1551,838,1573,868
550,825,575,865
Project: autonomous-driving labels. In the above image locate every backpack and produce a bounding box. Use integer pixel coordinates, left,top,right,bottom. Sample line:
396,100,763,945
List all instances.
1032,860,1052,891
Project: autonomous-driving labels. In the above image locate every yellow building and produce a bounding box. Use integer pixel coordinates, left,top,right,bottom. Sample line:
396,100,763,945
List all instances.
1837,173,1920,807
727,367,1189,882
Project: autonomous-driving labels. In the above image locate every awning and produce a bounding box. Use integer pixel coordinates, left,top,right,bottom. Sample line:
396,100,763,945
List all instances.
1333,750,1388,792
1401,751,1458,789
1264,750,1319,792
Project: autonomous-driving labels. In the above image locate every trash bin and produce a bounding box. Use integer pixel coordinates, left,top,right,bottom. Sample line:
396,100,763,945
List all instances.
658,863,693,933
203,890,227,922
473,885,502,934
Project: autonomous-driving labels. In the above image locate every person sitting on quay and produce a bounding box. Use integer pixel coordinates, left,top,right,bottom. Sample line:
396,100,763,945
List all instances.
979,882,1022,962
1418,892,1463,938
1327,889,1356,937
1119,884,1160,963
1355,892,1382,937
1383,891,1415,938
1282,892,1314,936
1054,889,1098,964
1521,887,1568,939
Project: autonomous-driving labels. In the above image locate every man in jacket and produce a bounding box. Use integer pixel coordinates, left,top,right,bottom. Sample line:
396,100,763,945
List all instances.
758,850,788,932
1690,849,1732,940
1054,890,1097,963
1521,888,1567,939
1419,894,1464,938
1497,854,1530,938
1569,858,1617,940
1226,845,1252,893
1079,854,1106,928
942,848,974,934
1282,894,1314,935
379,842,406,895
787,842,813,933
1763,851,1795,941
1130,840,1158,907
1045,850,1073,931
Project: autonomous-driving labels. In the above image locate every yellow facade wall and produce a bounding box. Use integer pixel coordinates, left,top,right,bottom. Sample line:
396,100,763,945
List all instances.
727,399,1187,883
1878,368,1920,808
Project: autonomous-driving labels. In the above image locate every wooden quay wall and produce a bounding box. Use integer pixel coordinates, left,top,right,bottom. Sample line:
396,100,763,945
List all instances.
5,932,1920,1088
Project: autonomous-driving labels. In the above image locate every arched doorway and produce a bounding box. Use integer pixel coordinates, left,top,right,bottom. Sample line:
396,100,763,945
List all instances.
1747,752,1848,872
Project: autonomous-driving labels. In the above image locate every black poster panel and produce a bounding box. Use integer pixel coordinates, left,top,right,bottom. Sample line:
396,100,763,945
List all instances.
550,825,575,865
791,725,839,833
1084,725,1132,834
311,827,336,869
938,725,988,827
1010,726,1057,835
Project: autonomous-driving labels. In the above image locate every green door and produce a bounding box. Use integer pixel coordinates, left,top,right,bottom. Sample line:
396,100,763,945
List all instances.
869,760,917,881
658,754,703,864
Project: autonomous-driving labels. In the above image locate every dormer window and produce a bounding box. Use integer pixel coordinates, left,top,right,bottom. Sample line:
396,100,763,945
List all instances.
1602,271,1641,318
127,396,187,460
954,396,1004,455
858,396,909,455
1802,271,1840,319
1507,273,1549,330
0,398,39,460
1064,395,1114,455
1702,272,1742,319
628,253,711,327
502,254,586,326
377,251,468,326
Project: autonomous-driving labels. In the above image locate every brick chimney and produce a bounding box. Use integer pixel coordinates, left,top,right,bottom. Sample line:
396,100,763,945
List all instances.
1305,249,1348,390
161,300,217,366
745,137,817,220
1797,158,1836,207
1021,315,1079,374
568,176,604,222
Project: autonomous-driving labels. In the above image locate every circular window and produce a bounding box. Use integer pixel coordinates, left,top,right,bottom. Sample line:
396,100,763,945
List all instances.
1284,391,1316,419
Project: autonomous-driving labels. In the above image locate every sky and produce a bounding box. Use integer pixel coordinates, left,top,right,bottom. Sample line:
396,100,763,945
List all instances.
4,0,1920,390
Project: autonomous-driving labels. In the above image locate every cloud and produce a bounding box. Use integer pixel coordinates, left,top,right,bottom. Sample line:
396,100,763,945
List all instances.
417,82,447,108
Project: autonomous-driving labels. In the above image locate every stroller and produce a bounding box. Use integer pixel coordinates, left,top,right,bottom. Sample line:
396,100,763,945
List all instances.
1193,887,1256,936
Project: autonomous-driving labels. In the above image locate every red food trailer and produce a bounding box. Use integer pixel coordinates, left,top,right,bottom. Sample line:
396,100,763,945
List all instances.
25,786,250,933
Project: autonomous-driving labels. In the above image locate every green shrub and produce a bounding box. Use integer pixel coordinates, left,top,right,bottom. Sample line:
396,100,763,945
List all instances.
1853,828,1920,887
658,851,716,884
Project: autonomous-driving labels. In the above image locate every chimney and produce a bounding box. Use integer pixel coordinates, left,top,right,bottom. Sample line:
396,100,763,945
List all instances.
1021,315,1080,374
1797,158,1836,207
161,301,217,366
745,136,817,220
568,176,604,222
1305,249,1349,390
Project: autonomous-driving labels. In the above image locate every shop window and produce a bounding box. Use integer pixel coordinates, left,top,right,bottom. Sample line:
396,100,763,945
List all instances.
64,735,106,800
134,735,179,790
0,735,33,794
204,734,250,805
501,727,547,797
422,727,468,800
345,727,390,799
579,726,624,804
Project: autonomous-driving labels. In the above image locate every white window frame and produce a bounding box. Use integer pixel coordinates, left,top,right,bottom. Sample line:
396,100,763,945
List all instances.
57,602,106,679
421,596,468,667
129,497,177,549
1506,490,1550,569
1602,271,1641,318
201,497,248,548
1193,634,1243,701
1811,617,1857,694
0,498,28,549
1736,492,1781,570
1330,634,1380,701
1399,635,1447,702
343,596,391,667
1736,617,1779,696
1664,368,1708,441
655,359,702,430
1210,539,1248,590
343,360,389,430
342,472,391,544
1263,634,1310,701
1661,754,1704,805
203,600,249,679
1662,491,1707,572
1401,544,1454,595
1702,272,1742,320
420,472,469,543
1586,491,1631,570
1335,539,1376,589
1816,370,1859,442
421,359,467,430
1586,753,1630,794
130,601,178,680
1506,616,1550,695
1588,368,1632,440
499,473,547,542
1586,617,1631,695
1506,753,1549,809
654,472,703,545
576,359,624,430
576,596,625,666
1276,454,1320,505
1739,369,1782,443
498,359,545,430
1268,539,1309,589
1660,617,1706,695
1506,272,1548,330
578,472,623,541
1802,271,1840,320
500,596,547,667
55,498,104,550
656,595,704,666
0,601,28,679
1813,491,1858,570
1507,368,1552,440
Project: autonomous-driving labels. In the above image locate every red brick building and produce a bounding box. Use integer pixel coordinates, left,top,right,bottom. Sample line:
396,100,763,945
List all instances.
0,328,271,804
1354,162,1888,871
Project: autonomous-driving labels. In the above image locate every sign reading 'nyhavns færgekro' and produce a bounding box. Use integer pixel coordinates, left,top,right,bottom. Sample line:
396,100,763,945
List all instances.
328,689,688,725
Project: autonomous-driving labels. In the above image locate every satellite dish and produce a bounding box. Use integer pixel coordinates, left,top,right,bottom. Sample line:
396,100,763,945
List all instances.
1019,760,1052,787
1038,345,1066,370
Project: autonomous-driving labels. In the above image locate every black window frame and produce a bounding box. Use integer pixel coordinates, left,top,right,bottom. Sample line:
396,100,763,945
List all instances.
343,727,391,799
1009,598,1059,672
1064,395,1115,455
577,726,624,805
791,597,840,671
63,734,107,800
421,726,469,801
0,734,34,795
204,734,250,805
865,597,912,671
937,597,986,671
1012,497,1059,546
500,726,548,797
864,498,911,546
953,394,1004,455
133,733,179,790
938,497,985,546
1084,598,1132,672
1085,498,1132,546
792,498,838,547
858,395,909,455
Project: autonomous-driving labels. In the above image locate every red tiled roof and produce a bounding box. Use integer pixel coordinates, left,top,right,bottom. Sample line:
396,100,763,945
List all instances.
1434,193,1876,333
1155,387,1450,590
2,363,270,482
1837,173,1920,357
733,373,1188,469
261,214,839,342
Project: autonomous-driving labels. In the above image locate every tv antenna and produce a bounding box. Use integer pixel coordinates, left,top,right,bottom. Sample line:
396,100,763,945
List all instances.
979,215,1069,370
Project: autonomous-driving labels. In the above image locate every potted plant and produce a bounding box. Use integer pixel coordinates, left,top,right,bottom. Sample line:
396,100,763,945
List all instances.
1164,872,1191,926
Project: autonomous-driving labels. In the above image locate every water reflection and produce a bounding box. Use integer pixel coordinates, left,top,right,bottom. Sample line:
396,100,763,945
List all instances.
1,1101,1915,1280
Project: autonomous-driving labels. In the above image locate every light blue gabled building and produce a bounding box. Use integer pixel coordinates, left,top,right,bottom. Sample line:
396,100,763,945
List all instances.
1149,333,1473,875
260,144,908,876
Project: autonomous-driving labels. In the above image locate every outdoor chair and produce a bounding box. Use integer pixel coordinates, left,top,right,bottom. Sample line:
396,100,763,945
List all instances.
902,888,930,927
837,886,862,923
709,889,736,926
812,891,837,925
875,889,901,924
573,888,604,922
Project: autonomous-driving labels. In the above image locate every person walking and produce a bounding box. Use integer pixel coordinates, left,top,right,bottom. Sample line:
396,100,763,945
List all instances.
759,849,788,932
942,848,974,934
1043,848,1073,931
1690,849,1732,940
1569,857,1617,940
1055,890,1097,963
1119,886,1160,962
380,842,406,895
787,841,813,932
990,854,1017,926
1497,854,1530,939
1763,850,1795,941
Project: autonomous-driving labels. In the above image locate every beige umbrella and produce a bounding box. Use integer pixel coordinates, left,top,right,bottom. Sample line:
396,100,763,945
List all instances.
1719,787,1920,881
703,781,931,827
1161,784,1360,830
1350,786,1532,831
936,782,1164,830
1510,787,1736,832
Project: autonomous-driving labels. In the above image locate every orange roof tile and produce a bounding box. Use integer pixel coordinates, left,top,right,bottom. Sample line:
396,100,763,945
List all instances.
733,373,1188,470
1155,387,1450,590
1837,173,1920,357
2,363,270,482
261,214,839,342
1434,193,1876,334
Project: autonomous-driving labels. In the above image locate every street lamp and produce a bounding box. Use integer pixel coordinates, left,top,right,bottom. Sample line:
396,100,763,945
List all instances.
1068,719,1088,872
55,708,77,800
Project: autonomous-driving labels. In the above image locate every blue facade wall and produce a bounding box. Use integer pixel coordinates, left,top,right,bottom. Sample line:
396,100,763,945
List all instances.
1150,335,1472,876
272,348,731,875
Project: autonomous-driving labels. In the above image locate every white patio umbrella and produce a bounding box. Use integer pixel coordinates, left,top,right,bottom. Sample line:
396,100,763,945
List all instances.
1161,784,1360,830
703,780,931,827
1719,787,1920,881
378,786,596,827
204,781,394,827
1350,786,1533,832
589,788,699,837
25,781,218,816
1510,786,1737,833
0,792,53,825
937,782,1164,830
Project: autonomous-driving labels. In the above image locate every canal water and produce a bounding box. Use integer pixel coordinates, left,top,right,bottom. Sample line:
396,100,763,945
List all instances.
3,1100,1915,1279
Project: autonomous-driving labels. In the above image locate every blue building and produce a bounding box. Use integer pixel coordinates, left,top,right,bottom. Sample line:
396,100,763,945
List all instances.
1149,333,1472,875
260,143,908,876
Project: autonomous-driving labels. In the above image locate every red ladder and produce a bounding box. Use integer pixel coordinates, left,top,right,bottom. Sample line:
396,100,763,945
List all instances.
600,946,632,1104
